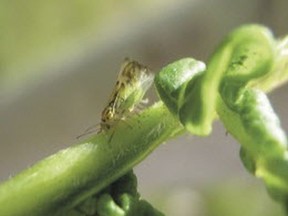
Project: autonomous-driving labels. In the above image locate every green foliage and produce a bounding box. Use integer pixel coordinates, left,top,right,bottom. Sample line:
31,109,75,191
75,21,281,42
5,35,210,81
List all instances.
156,24,288,210
67,172,164,216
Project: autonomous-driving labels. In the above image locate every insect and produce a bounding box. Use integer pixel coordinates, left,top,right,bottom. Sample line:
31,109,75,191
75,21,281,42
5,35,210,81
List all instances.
100,58,154,131
77,58,153,139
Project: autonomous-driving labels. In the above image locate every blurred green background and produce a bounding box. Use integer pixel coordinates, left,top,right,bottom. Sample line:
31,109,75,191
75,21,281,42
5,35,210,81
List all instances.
0,0,288,215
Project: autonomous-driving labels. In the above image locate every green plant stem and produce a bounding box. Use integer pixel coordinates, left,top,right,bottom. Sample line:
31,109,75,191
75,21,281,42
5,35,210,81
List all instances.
0,102,183,216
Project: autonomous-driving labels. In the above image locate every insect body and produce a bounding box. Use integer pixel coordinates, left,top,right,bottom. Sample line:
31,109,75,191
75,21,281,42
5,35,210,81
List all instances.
100,58,154,131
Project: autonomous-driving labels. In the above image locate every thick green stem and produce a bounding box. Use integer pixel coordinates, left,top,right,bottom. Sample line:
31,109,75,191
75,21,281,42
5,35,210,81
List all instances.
0,102,183,216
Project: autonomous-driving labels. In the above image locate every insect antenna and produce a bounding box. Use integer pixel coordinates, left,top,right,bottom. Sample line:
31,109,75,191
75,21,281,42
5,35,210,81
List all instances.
76,123,101,140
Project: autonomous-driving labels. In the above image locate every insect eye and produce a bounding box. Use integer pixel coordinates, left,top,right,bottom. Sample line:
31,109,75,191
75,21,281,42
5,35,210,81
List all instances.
107,112,113,119
105,107,114,119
